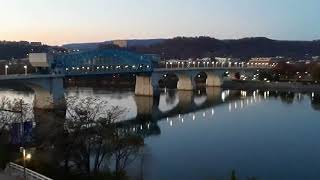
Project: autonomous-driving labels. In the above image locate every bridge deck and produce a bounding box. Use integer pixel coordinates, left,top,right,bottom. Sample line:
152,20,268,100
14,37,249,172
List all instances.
0,66,271,80
154,66,271,72
0,74,64,81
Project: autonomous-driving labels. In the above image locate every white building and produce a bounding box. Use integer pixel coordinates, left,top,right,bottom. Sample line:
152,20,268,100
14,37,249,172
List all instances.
29,53,53,67
215,57,241,63
112,40,128,48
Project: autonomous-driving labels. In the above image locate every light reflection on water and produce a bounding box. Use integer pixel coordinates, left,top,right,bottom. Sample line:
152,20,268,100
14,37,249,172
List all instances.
65,87,138,120
0,88,34,105
143,91,320,180
0,87,320,180
0,88,34,121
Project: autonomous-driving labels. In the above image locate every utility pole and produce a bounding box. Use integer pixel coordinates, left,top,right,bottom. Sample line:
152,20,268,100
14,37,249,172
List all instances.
20,99,24,146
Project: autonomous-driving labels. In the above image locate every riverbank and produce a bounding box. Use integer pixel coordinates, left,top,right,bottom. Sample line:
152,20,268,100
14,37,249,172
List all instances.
223,80,320,92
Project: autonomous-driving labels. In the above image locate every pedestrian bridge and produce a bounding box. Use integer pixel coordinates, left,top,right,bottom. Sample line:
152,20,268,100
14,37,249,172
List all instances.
0,49,272,110
54,49,156,76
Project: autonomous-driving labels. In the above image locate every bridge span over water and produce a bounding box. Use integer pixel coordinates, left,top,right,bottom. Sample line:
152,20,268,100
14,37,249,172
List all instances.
0,49,272,110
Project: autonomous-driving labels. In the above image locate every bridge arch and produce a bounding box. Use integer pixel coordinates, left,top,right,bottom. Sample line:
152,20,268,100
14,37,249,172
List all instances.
176,73,197,91
159,73,179,89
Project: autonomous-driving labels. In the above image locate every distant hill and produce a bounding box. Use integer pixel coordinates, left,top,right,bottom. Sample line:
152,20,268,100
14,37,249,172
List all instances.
130,37,320,59
0,42,65,60
62,39,165,51
2,37,319,61
63,37,320,59
62,42,102,51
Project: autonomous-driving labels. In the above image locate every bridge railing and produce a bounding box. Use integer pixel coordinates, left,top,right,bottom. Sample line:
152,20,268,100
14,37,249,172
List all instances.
158,61,276,69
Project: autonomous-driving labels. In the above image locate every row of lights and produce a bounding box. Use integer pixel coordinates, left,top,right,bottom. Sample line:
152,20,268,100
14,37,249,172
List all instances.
164,61,274,69
65,64,150,72
128,90,317,132
165,93,265,127
3,65,28,76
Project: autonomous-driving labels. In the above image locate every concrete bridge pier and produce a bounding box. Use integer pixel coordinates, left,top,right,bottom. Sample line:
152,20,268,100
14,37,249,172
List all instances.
27,77,66,110
135,75,153,96
135,73,162,96
176,73,196,91
205,71,223,87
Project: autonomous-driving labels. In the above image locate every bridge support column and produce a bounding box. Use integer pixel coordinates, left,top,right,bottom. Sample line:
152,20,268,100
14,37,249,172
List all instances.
135,73,161,96
177,73,195,91
135,75,153,96
29,77,66,110
206,72,223,87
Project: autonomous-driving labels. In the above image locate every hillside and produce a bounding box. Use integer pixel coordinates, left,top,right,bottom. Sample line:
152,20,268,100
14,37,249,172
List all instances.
62,39,165,51
2,37,320,61
130,37,320,59
0,42,66,60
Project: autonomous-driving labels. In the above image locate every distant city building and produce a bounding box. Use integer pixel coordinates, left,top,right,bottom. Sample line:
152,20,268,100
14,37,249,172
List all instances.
29,53,53,67
198,57,211,61
30,42,42,46
0,40,43,46
215,57,241,63
19,41,30,45
248,57,276,66
112,40,128,48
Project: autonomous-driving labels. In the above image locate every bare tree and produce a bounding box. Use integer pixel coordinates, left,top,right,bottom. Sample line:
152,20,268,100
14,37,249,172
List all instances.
36,96,145,179
63,96,129,176
0,97,31,136
112,130,144,174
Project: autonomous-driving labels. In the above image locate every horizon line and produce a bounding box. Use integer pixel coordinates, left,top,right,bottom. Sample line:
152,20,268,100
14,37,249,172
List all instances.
1,35,319,46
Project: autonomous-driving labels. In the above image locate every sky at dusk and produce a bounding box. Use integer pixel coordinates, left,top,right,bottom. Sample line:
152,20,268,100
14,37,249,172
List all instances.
0,0,319,45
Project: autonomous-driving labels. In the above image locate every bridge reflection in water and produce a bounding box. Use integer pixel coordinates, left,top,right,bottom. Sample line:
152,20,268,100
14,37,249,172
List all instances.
3,87,316,140
0,87,261,131
112,87,266,138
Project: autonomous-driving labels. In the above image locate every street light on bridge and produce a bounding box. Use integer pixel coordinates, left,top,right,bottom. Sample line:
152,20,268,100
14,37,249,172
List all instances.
23,65,27,75
4,65,9,75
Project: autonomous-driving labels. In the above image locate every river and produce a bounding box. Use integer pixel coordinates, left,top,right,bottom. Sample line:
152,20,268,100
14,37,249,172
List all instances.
0,86,320,180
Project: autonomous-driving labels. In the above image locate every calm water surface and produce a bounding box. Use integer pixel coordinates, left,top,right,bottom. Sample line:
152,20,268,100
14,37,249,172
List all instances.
0,87,320,180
